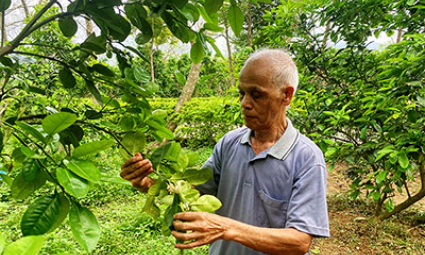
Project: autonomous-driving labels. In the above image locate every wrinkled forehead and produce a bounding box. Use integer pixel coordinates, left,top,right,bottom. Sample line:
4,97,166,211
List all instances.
239,59,274,88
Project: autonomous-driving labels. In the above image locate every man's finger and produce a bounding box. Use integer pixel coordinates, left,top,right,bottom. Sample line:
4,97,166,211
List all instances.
121,159,151,177
121,155,143,169
173,220,195,231
126,164,153,181
175,239,206,249
171,230,201,241
173,212,203,222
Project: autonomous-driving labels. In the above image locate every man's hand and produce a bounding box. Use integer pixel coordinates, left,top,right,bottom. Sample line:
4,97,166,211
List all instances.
171,212,231,249
120,152,155,192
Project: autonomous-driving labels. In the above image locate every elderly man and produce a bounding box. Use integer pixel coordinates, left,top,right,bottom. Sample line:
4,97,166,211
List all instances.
121,49,329,255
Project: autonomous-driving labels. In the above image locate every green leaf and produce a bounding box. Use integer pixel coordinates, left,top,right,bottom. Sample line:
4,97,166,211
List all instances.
0,0,11,11
148,180,164,196
398,151,409,169
3,235,45,255
0,234,4,254
180,4,200,22
371,191,381,202
58,17,78,37
85,80,103,106
164,195,182,231
142,195,160,220
0,173,12,187
190,195,222,212
173,0,188,9
59,67,76,89
375,171,388,184
92,64,115,77
11,172,46,200
408,110,418,123
119,131,146,158
151,142,173,170
183,168,212,185
186,152,199,167
204,0,223,13
21,159,41,181
119,116,136,131
385,199,395,212
64,159,101,183
164,142,181,161
21,193,66,236
228,5,244,36
42,112,77,136
101,175,133,186
175,71,186,85
375,146,394,162
15,121,46,143
325,147,337,157
69,203,101,253
146,120,174,140
85,109,103,120
47,193,70,233
72,139,115,158
134,65,151,83
190,39,205,64
56,167,89,199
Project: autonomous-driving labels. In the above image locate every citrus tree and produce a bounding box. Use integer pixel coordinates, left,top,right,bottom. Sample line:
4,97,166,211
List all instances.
262,0,425,219
0,0,248,252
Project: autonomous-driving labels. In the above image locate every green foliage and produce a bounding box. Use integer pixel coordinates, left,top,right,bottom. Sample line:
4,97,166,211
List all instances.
0,0,238,250
263,0,425,218
2,235,45,255
144,142,221,238
150,96,243,147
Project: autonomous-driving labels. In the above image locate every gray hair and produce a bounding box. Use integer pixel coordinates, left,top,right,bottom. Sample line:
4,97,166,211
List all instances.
243,48,299,96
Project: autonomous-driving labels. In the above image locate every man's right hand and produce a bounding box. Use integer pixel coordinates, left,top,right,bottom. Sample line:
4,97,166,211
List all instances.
120,153,155,192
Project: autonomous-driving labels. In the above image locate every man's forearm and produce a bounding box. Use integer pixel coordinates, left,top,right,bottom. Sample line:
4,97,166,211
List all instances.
223,218,312,255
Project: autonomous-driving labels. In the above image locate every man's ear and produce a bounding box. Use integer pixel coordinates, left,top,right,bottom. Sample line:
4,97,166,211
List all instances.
281,86,294,106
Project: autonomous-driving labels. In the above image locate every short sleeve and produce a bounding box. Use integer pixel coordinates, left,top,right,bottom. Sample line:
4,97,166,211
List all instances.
195,138,224,196
285,164,330,237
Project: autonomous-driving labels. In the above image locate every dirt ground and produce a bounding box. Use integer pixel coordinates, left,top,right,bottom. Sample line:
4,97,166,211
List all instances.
310,164,425,255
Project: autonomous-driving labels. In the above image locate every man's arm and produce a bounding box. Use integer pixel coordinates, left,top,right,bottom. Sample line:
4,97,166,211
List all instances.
172,212,312,255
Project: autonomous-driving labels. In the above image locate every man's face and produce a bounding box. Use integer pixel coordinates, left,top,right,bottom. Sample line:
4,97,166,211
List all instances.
238,60,292,132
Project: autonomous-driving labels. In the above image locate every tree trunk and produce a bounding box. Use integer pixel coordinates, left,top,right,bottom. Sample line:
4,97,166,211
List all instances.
322,19,331,48
225,24,236,87
150,17,155,83
247,1,253,47
1,9,6,46
85,17,93,36
21,0,30,18
167,61,202,132
396,27,403,43
150,41,155,83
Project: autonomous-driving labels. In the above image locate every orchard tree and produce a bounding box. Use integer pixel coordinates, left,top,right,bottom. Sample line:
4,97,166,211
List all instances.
0,0,246,252
262,0,425,219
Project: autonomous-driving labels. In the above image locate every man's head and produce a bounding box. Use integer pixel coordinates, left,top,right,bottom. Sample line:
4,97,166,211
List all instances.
238,49,298,132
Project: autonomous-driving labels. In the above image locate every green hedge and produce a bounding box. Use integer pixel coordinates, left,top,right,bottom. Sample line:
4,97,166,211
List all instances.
149,97,242,146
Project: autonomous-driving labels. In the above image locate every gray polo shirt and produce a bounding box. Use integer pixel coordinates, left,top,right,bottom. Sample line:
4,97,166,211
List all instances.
197,119,330,255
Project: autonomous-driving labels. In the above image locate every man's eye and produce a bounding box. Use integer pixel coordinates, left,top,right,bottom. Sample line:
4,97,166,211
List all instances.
252,93,261,99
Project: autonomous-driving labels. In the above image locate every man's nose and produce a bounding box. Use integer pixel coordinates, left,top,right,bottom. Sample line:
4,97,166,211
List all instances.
240,94,252,110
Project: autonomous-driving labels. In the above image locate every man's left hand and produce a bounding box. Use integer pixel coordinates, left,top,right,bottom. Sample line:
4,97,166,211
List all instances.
171,212,231,249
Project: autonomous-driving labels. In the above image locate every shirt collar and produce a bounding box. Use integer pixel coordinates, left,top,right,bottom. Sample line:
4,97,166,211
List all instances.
240,118,299,160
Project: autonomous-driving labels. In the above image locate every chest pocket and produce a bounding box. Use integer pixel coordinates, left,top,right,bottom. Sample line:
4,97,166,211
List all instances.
258,190,289,228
